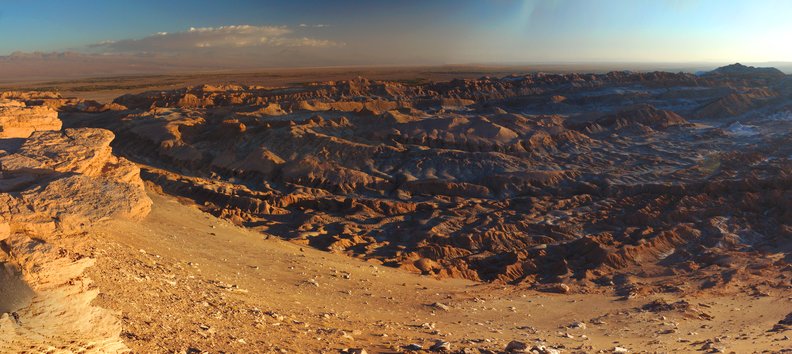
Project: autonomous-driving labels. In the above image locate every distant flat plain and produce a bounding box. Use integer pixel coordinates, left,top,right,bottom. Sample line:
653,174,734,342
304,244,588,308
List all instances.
1,62,766,104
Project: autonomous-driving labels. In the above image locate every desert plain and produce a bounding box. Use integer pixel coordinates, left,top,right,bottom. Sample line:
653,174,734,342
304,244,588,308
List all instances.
2,63,792,354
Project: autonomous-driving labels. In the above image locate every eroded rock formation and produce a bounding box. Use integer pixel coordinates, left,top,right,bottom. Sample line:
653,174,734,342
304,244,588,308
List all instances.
49,64,792,295
0,99,61,138
0,103,151,352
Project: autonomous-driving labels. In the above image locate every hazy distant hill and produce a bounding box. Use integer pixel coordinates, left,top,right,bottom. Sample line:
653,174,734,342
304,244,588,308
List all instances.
1,50,790,80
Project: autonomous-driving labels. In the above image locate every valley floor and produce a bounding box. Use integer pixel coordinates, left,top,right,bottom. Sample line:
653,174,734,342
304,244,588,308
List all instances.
75,188,792,354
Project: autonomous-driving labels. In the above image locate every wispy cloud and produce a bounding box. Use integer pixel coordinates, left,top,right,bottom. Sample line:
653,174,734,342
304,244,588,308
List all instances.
265,37,343,47
88,25,340,53
87,40,117,48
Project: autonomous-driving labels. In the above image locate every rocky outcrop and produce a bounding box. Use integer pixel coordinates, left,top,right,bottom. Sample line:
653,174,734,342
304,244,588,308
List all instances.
691,90,780,120
594,104,691,130
0,234,127,353
55,63,792,292
1,91,114,113
0,123,151,351
706,63,786,80
108,70,706,111
0,99,61,138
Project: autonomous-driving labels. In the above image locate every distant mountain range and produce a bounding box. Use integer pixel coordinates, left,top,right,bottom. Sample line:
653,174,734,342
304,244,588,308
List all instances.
6,51,87,59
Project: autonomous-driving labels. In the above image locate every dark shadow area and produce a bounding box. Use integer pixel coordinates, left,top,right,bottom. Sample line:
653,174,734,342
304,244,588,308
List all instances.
0,262,36,315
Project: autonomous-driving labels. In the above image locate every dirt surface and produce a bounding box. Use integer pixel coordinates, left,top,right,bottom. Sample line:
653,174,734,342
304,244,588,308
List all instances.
74,190,792,353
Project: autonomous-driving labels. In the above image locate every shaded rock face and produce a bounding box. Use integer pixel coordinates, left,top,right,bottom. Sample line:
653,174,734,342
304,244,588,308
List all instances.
58,64,792,291
593,104,691,130
0,116,150,351
707,63,786,79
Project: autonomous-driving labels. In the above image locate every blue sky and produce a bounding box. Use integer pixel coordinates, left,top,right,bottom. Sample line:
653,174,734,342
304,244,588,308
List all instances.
0,0,790,63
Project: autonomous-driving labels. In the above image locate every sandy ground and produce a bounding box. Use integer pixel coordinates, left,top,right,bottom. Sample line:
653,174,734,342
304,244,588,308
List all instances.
57,189,792,353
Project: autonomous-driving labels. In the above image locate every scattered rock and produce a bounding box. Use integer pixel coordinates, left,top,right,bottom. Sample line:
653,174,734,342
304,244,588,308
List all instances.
505,341,528,352
430,340,451,352
431,302,451,311
701,342,726,353
403,344,422,351
553,284,570,294
532,346,560,354
570,321,587,329
342,349,367,354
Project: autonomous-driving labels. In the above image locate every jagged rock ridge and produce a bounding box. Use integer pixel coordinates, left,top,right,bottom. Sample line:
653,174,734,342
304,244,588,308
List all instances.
42,63,792,293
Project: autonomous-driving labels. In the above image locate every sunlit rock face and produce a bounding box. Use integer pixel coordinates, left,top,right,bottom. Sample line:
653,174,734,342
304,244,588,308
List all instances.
1,107,150,352
0,99,61,139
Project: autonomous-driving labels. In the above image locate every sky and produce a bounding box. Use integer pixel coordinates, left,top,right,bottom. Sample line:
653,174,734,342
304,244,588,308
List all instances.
0,0,790,64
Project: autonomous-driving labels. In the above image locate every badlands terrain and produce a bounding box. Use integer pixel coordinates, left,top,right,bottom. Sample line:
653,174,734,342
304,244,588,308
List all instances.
3,63,792,353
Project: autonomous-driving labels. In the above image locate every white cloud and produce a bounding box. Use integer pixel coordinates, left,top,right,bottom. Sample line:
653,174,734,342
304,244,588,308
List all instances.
88,40,116,48
299,24,308,27
87,25,340,53
264,37,344,47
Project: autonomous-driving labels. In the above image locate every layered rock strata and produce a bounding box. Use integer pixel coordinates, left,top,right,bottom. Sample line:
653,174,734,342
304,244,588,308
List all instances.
0,104,151,352
0,99,61,138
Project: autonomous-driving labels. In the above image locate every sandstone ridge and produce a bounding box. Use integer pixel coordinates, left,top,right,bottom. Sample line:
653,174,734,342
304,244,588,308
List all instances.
0,98,61,138
0,99,151,353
